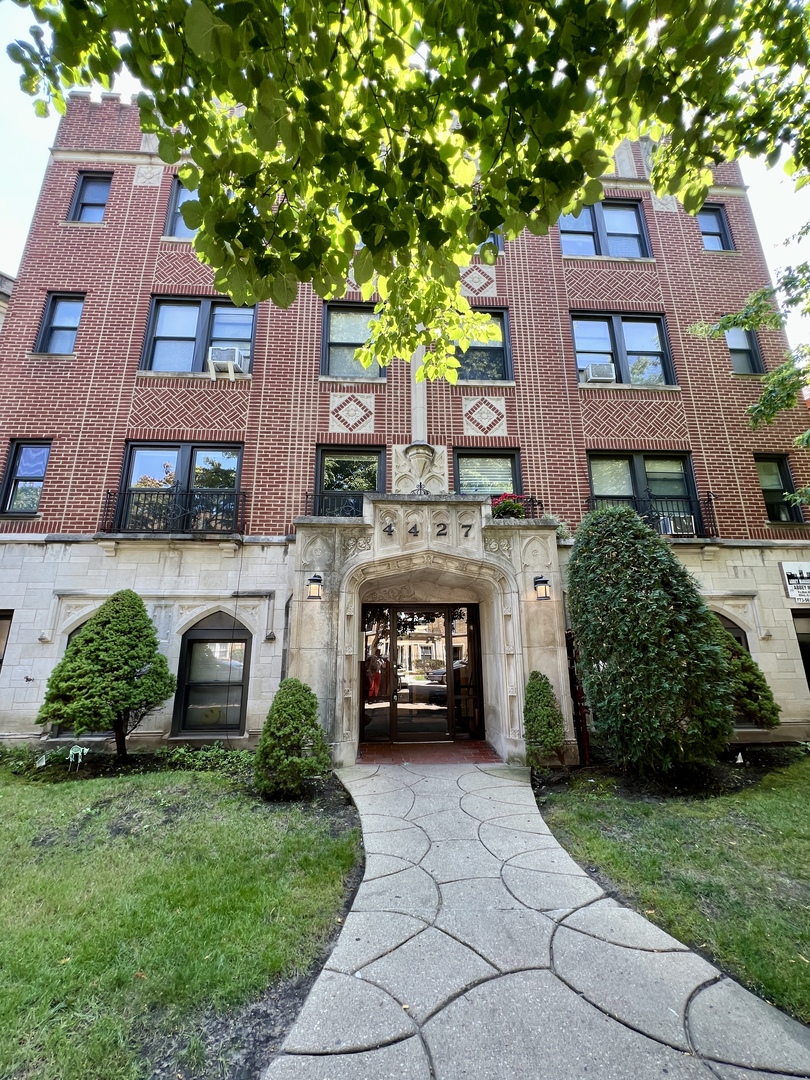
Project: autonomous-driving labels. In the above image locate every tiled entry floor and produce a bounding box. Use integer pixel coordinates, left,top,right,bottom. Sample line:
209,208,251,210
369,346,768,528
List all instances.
357,741,502,765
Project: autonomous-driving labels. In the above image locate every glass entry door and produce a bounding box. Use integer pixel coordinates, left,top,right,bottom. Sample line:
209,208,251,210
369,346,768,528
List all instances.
361,605,483,743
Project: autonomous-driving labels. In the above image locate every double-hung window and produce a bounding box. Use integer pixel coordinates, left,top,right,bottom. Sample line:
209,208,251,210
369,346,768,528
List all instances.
143,299,254,373
314,448,383,516
560,201,650,258
68,173,112,222
456,312,512,381
2,442,51,514
119,443,243,533
698,206,734,251
166,179,198,239
589,454,700,536
455,452,520,495
174,613,251,734
573,314,673,386
322,306,382,378
725,328,764,374
755,457,803,523
36,295,84,355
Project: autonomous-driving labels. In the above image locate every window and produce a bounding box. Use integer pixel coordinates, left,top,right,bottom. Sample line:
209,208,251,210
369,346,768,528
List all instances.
117,443,242,532
2,442,51,514
174,612,251,733
166,179,198,239
457,312,512,381
698,206,734,251
314,448,383,516
143,299,254,373
68,173,112,222
755,456,803,523
36,295,84,354
323,306,381,378
725,328,763,374
455,452,520,495
0,611,11,671
589,454,701,536
573,314,673,386
560,201,650,258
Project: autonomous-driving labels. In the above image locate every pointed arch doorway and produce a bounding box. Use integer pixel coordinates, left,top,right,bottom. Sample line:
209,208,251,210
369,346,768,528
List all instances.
360,603,484,743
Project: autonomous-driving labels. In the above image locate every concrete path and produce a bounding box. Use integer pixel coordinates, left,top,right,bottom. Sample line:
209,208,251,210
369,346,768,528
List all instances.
264,763,810,1080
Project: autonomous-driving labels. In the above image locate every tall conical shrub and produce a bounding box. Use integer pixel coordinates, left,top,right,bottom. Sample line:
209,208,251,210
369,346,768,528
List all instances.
567,506,733,773
254,678,331,799
712,621,781,730
524,670,567,768
38,589,176,757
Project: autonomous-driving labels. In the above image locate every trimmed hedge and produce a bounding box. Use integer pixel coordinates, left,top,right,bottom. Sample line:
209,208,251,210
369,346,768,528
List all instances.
254,678,331,799
524,670,566,768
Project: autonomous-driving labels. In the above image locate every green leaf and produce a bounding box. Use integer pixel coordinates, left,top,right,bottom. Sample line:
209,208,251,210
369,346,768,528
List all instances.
269,271,299,308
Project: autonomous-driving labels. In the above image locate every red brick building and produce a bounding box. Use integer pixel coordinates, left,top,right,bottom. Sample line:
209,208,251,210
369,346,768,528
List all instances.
1,91,809,760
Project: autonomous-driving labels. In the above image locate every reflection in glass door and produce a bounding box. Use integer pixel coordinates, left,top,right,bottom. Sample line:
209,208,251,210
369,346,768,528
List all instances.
361,605,483,743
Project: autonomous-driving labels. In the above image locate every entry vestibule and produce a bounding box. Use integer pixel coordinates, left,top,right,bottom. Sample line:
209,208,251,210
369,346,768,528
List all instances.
361,604,484,742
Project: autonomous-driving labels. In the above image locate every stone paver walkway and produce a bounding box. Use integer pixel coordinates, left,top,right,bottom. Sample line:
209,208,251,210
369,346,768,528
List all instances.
264,763,810,1080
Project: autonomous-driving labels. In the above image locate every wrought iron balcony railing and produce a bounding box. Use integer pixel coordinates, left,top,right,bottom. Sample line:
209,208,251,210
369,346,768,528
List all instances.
101,489,247,534
586,492,717,538
304,492,366,517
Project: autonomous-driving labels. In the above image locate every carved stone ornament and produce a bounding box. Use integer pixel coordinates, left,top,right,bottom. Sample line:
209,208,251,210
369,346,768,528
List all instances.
329,392,375,434
521,537,550,569
463,396,507,437
485,537,512,557
507,684,517,697
303,536,334,569
392,444,448,493
343,534,373,560
367,586,418,603
133,164,163,187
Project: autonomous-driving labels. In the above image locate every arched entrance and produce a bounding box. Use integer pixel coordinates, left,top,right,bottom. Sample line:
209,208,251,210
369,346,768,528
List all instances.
361,603,484,743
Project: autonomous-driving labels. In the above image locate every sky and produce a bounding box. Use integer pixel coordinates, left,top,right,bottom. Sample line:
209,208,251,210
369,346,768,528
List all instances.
2,4,810,348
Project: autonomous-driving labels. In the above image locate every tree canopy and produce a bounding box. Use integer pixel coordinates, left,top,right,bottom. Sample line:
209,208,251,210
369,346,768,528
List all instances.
8,0,810,378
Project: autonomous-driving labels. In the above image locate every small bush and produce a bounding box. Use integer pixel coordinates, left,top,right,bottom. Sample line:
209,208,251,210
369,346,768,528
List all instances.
254,678,331,799
524,671,567,768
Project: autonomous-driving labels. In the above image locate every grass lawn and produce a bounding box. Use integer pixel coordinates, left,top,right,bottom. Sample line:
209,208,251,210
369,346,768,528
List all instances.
541,753,810,1022
0,767,359,1080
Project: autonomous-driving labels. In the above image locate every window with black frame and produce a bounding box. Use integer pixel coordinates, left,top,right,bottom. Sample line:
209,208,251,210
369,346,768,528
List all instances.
755,457,803,523
455,452,519,495
36,295,84,355
119,444,242,533
68,173,112,222
2,442,51,514
456,312,511,381
316,448,382,516
573,314,673,387
174,612,250,733
323,306,382,378
589,454,700,536
560,201,650,258
143,299,254,373
698,206,734,251
166,179,199,239
725,327,764,374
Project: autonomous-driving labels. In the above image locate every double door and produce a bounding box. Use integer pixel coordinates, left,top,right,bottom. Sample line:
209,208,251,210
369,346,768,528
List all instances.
361,604,484,742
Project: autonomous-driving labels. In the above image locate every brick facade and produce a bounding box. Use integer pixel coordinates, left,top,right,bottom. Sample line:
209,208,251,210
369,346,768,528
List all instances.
1,92,809,756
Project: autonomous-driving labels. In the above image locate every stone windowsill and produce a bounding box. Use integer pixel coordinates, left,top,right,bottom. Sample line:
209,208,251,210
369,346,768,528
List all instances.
455,380,516,389
730,372,765,379
764,520,810,529
58,221,107,229
26,352,76,361
318,375,387,384
578,382,681,392
0,512,44,521
562,254,656,265
159,236,194,244
135,370,252,381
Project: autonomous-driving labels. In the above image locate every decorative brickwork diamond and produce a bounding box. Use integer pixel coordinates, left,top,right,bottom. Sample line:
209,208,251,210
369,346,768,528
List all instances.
461,265,497,297
463,396,507,436
330,393,375,433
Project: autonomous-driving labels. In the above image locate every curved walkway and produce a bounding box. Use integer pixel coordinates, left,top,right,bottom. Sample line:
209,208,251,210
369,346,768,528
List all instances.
264,763,810,1080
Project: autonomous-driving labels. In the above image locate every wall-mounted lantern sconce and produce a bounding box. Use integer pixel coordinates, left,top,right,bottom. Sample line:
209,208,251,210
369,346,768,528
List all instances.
306,574,323,600
534,575,551,601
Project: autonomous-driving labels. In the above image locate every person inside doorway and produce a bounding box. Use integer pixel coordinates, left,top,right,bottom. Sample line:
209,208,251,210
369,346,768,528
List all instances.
366,650,383,701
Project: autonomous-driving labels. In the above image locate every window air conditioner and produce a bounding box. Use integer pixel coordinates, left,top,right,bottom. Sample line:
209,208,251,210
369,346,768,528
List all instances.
659,514,696,537
207,347,247,381
585,363,616,383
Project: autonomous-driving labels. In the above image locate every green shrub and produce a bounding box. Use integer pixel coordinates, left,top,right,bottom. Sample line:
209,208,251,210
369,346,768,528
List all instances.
37,590,176,758
567,506,733,774
712,623,781,730
491,495,526,518
524,671,566,768
254,678,331,799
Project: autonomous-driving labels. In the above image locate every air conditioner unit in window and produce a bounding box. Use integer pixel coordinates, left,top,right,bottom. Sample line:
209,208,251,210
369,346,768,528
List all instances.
207,347,247,381
659,514,696,537
585,363,616,383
